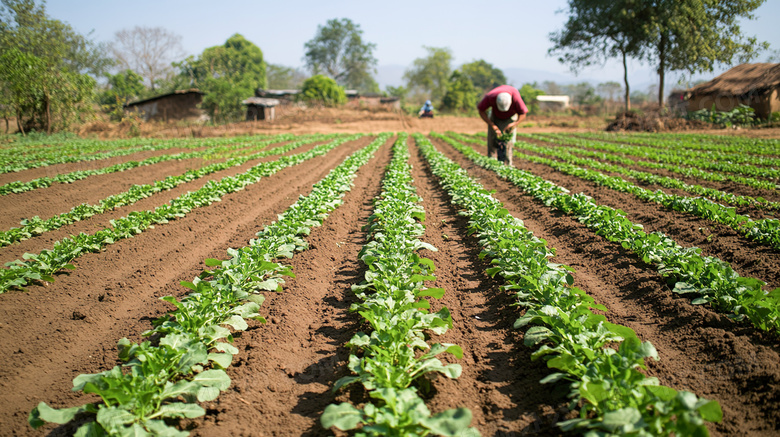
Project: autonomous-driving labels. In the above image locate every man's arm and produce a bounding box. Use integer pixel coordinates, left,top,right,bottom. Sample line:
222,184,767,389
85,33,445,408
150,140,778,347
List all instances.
479,109,501,136
505,112,527,131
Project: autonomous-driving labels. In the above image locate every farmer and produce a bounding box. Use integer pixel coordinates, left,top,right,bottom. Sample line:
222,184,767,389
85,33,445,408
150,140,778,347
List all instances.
418,100,434,118
477,85,528,166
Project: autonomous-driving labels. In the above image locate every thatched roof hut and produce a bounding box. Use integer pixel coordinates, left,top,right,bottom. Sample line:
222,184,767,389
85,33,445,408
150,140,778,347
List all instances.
686,63,780,119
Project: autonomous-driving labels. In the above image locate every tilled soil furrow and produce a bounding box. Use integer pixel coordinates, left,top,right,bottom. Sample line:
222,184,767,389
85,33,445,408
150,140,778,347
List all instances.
0,137,372,437
430,135,780,437
186,136,394,437
0,140,326,265
408,141,569,436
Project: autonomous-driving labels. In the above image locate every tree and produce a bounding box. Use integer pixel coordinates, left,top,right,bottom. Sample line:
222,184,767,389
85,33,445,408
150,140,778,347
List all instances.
541,81,564,95
0,0,105,133
266,64,307,89
303,18,378,92
564,82,601,106
641,0,768,105
385,85,408,106
549,0,646,111
403,46,453,103
110,26,185,91
300,74,346,106
99,69,145,120
441,71,477,113
0,0,111,77
459,60,507,92
519,83,545,114
179,34,267,123
597,81,623,101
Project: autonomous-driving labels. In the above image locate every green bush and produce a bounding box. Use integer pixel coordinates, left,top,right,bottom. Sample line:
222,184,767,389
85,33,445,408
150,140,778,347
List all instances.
686,104,757,127
300,75,347,106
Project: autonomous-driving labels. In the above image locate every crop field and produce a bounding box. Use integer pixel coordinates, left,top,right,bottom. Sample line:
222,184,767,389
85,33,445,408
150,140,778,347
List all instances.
1,131,779,436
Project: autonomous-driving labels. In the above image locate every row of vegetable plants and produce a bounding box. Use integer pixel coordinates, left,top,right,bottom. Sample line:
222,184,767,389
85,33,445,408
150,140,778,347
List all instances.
0,135,273,168
322,133,476,436
513,133,775,191
0,136,228,174
573,132,780,156
451,132,778,211
0,136,162,166
0,133,296,196
415,133,722,436
532,133,780,181
434,133,780,337
0,134,334,247
0,134,362,293
29,133,392,437
448,134,780,251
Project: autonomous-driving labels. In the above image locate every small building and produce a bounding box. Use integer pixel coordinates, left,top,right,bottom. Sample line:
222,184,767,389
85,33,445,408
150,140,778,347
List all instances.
255,89,300,105
536,95,570,111
124,89,205,122
242,97,280,121
686,63,780,119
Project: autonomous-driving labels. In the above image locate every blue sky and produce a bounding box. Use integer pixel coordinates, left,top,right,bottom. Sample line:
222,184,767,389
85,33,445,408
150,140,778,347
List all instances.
49,0,779,90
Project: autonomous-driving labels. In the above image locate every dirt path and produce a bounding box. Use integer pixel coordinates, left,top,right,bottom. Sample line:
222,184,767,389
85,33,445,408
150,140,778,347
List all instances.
0,137,371,436
429,135,780,436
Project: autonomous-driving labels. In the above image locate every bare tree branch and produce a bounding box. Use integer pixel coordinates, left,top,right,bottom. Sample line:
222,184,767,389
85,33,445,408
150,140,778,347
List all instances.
111,26,185,90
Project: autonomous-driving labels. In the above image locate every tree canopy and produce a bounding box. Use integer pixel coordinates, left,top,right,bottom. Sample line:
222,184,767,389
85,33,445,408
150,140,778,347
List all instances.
549,0,645,111
0,0,106,133
440,70,477,113
403,46,453,104
550,0,768,108
641,0,768,104
99,69,145,120
178,33,267,123
459,60,507,93
303,18,379,93
266,64,307,90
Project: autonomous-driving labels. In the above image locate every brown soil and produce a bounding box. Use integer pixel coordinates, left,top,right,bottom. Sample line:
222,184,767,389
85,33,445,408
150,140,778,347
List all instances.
428,136,780,436
0,109,779,436
522,135,780,206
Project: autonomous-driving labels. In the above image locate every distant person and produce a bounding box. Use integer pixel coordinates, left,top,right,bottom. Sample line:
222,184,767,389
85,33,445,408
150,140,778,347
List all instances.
418,100,434,118
477,85,528,166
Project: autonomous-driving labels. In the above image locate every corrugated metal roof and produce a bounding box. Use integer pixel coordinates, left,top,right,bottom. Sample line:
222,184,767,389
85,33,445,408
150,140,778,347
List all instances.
125,89,203,107
242,97,280,107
